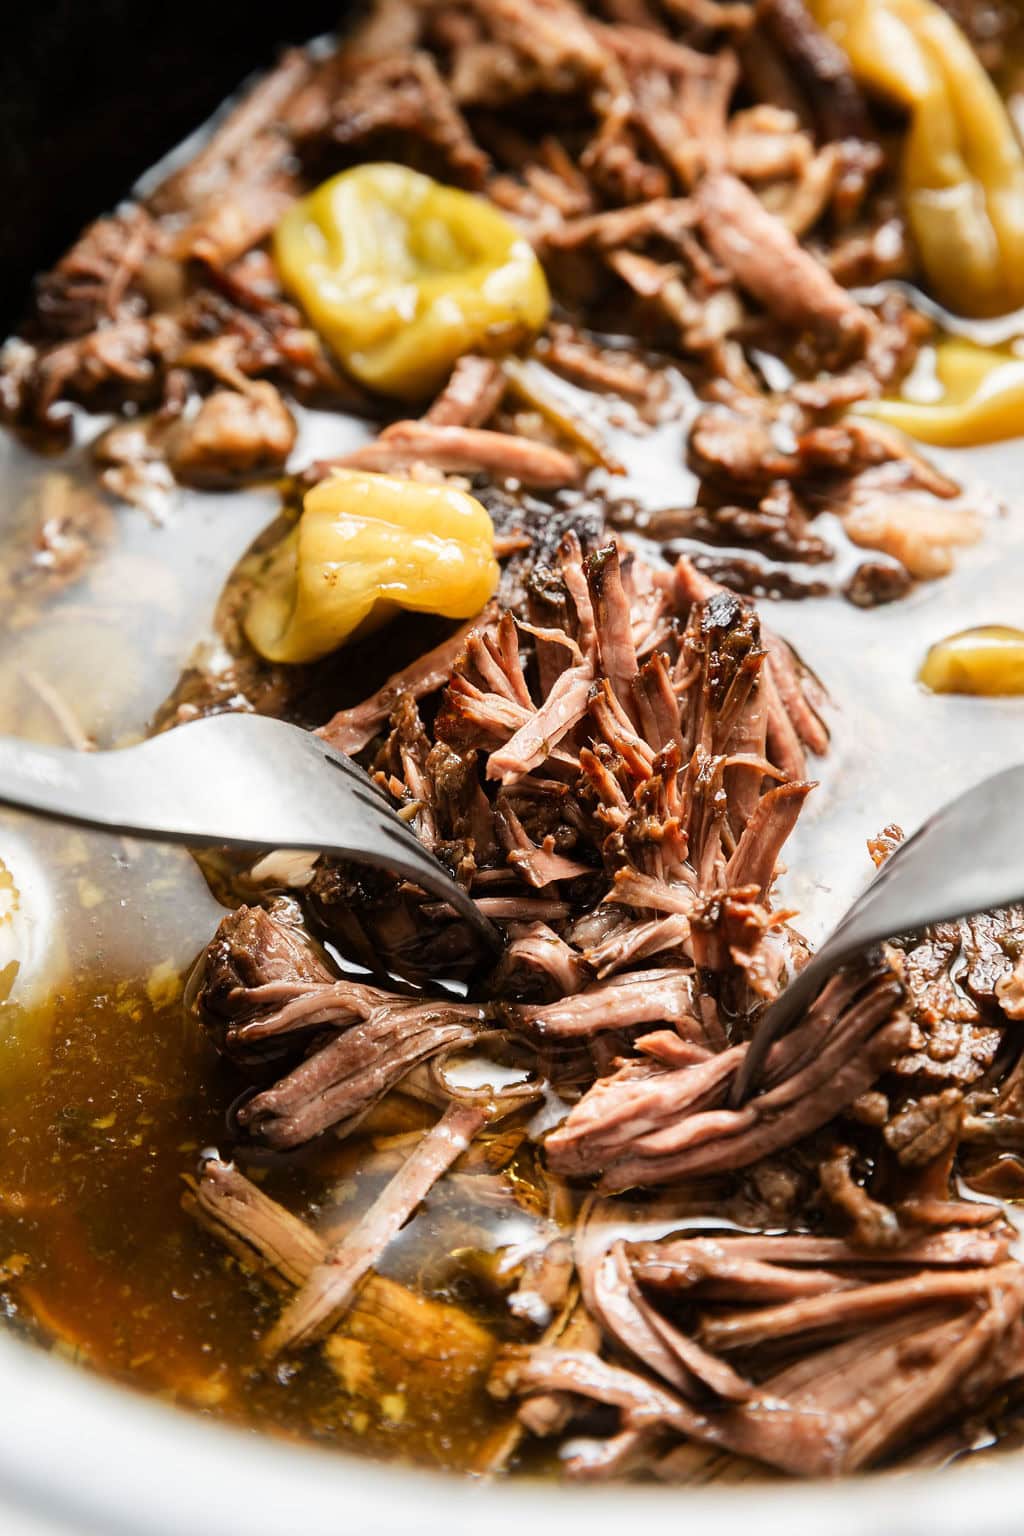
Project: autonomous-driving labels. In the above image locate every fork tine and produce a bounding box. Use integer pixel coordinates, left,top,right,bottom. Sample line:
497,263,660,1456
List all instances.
333,776,396,819
309,746,504,949
735,762,1024,1107
199,715,500,945
0,713,503,952
353,821,503,950
314,739,388,793
729,968,818,1106
312,738,476,893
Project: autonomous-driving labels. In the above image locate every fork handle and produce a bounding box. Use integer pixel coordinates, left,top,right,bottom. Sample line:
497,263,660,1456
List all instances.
0,731,502,952
0,735,130,830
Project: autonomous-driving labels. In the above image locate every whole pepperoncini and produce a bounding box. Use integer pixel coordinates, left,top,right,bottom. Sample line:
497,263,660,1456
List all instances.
860,339,1024,445
273,164,550,401
245,469,499,663
809,0,1024,316
919,625,1024,695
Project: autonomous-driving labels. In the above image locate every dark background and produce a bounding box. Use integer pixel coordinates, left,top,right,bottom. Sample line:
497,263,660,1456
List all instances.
0,0,342,330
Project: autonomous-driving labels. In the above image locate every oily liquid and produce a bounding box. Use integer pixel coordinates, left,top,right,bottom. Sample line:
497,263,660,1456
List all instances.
0,952,517,1467
0,423,520,1469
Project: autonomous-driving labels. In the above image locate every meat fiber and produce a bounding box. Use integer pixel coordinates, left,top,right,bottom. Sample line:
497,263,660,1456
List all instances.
263,1100,488,1352
546,956,908,1188
491,1221,1024,1476
696,172,873,346
324,421,583,488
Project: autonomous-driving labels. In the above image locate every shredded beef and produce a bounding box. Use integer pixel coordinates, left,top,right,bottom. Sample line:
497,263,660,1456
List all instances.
1,0,970,613
696,172,872,347
165,382,296,485
755,0,872,145
29,206,165,341
304,52,489,188
843,559,913,608
426,355,508,427
546,956,908,1188
491,1218,1024,1476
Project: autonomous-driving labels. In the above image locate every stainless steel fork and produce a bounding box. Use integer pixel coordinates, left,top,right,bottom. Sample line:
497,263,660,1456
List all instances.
0,713,501,950
731,762,1024,1105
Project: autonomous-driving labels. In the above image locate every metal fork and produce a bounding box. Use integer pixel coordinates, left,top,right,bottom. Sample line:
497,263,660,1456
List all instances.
731,762,1024,1106
0,713,501,950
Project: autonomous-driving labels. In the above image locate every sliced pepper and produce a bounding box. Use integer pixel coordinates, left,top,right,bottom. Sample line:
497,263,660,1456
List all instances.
860,338,1024,445
809,0,1024,316
245,469,498,664
919,625,1024,695
273,163,550,401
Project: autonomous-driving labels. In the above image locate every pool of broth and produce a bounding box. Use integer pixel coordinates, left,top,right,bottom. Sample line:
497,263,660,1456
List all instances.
0,335,1022,1470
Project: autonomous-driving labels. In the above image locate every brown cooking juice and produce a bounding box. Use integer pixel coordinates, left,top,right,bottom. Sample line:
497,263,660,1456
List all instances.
0,432,531,1467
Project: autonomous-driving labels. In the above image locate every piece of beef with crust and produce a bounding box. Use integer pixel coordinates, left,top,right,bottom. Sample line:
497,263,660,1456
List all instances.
755,0,873,147
696,172,873,351
296,52,490,189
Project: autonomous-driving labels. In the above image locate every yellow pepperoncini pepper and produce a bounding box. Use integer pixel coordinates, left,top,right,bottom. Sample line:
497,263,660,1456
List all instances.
919,625,1024,695
245,469,499,664
809,0,1024,316
860,338,1024,445
273,163,550,401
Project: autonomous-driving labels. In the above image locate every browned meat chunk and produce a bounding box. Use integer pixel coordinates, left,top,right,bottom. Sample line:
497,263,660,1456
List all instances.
756,0,872,144
306,52,489,189
327,421,582,488
688,408,799,489
4,315,181,432
426,355,507,427
166,382,296,486
697,172,872,346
